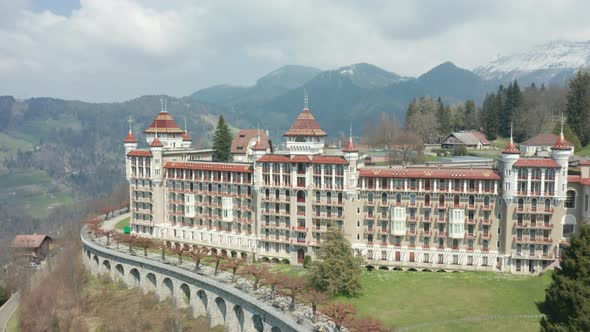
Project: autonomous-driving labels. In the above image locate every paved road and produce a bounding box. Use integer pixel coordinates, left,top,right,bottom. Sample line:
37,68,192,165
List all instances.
0,292,20,332
101,212,131,232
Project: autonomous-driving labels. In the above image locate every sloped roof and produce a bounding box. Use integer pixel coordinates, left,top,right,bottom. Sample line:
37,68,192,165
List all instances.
502,141,520,154
12,234,51,249
514,158,560,168
124,132,138,143
359,167,500,180
164,161,253,173
343,138,359,152
127,150,153,157
521,133,572,147
445,132,489,145
231,129,271,154
144,111,184,134
283,109,327,137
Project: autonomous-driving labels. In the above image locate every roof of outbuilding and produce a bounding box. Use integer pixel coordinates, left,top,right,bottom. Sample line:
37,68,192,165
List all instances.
521,133,572,147
12,234,51,249
231,129,271,154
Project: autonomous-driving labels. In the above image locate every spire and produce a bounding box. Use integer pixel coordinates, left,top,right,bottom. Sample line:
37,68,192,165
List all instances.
160,96,164,112
304,88,309,110
252,123,266,151
343,120,358,153
502,122,519,154
182,117,192,142
553,112,571,150
151,122,163,147
124,116,138,143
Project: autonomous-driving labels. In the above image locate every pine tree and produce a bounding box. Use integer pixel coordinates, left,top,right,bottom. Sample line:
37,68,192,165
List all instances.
212,115,233,161
537,225,590,331
481,93,499,140
463,99,479,130
310,231,363,297
496,85,507,137
565,71,590,146
436,97,451,136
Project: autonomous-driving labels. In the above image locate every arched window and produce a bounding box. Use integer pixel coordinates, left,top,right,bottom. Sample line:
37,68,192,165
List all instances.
338,192,343,204
531,198,537,211
381,192,387,204
368,193,374,202
517,198,524,210
315,191,320,202
482,240,489,250
237,185,241,195
438,238,444,248
424,194,431,206
467,239,474,248
381,235,387,244
545,199,551,211
452,239,459,249
483,196,490,206
396,193,402,204
516,244,522,254
562,214,576,238
265,188,270,199
285,190,290,198
529,244,535,256
275,189,280,200
424,237,430,246
368,234,373,243
565,190,576,208
327,192,332,203
453,195,460,207
439,194,445,206
468,195,475,206
409,193,416,204
297,190,305,203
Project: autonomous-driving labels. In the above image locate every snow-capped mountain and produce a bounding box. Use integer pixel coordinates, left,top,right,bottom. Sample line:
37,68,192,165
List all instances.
474,40,590,85
334,63,407,88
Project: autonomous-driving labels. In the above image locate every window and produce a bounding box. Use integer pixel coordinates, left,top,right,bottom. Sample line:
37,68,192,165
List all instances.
452,255,459,265
482,257,488,266
423,253,430,263
467,256,473,266
438,254,444,264
565,190,576,208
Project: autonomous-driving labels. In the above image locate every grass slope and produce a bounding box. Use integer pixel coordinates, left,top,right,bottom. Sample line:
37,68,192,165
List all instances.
115,217,130,230
336,270,550,331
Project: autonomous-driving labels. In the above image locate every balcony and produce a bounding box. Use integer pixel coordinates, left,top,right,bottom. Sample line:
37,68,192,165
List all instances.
480,233,492,239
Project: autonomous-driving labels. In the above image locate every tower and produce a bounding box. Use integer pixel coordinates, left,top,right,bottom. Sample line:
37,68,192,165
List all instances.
251,126,267,161
144,97,185,149
501,124,520,205
283,91,327,155
343,122,359,195
551,115,572,205
181,118,192,149
123,117,138,181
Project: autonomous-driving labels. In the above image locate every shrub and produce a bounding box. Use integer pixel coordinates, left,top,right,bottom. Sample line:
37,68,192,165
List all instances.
303,255,312,268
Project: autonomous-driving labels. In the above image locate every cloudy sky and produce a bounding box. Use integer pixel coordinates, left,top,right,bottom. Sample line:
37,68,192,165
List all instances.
1,0,589,101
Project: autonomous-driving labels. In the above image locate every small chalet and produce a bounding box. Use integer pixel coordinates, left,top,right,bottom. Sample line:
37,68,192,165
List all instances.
11,234,53,261
230,129,273,162
441,131,490,149
520,133,574,157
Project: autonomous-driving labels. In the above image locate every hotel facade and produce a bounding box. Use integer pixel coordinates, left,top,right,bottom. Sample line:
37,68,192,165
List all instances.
123,105,589,274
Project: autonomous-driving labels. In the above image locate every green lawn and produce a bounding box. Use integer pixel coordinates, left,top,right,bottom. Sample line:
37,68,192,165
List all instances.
115,217,131,230
0,170,51,188
335,270,550,331
6,307,20,332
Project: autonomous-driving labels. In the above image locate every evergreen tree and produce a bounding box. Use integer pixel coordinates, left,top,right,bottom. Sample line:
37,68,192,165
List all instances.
565,71,590,145
463,99,479,130
537,225,590,331
436,97,451,136
212,115,233,161
496,85,507,136
481,93,499,140
310,231,363,297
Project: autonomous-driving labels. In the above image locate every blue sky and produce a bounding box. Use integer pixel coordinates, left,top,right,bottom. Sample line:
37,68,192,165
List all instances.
1,1,589,102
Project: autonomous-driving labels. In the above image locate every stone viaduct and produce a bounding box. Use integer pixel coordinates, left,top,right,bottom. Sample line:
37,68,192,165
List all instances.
81,228,306,332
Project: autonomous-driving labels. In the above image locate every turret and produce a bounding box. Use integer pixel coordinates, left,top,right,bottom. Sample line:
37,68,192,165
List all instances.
251,129,267,161
343,124,359,193
501,125,520,205
552,115,572,205
150,135,164,184
283,91,327,155
124,118,138,181
144,97,185,149
181,131,192,149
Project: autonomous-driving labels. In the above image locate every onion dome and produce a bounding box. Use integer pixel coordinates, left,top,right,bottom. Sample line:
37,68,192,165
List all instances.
283,108,327,137
150,136,163,147
124,132,137,143
182,131,192,141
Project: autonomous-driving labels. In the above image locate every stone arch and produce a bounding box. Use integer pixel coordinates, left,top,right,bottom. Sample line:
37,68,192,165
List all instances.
129,268,140,288
179,283,191,306
233,304,245,332
271,257,280,264
252,314,264,332
86,250,91,261
161,277,174,300
260,257,270,263
93,255,99,266
211,297,227,328
146,273,157,292
196,289,208,318
101,260,111,274
271,327,281,332
366,265,375,271
378,266,389,270
115,264,124,280
231,250,237,258
281,259,290,264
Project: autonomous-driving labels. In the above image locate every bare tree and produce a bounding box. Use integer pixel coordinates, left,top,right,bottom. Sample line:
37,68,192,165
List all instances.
239,264,270,290
278,275,307,311
187,246,209,271
220,257,246,283
321,302,357,332
302,288,328,322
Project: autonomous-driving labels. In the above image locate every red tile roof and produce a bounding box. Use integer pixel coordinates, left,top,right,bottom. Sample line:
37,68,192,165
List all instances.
343,138,359,152
283,109,327,137
553,135,572,150
12,234,51,249
257,155,291,163
182,131,192,141
521,133,572,147
514,159,560,168
359,167,500,180
469,131,490,145
311,156,349,165
568,175,590,186
290,155,311,163
144,111,184,134
124,132,138,143
578,160,590,166
127,150,153,157
231,129,271,153
502,141,520,154
164,161,253,173
150,136,163,147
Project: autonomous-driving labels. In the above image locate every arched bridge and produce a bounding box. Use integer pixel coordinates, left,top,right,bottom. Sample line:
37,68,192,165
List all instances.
81,229,305,332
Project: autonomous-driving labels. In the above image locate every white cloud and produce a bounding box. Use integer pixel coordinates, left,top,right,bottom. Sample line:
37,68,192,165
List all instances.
0,0,589,101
